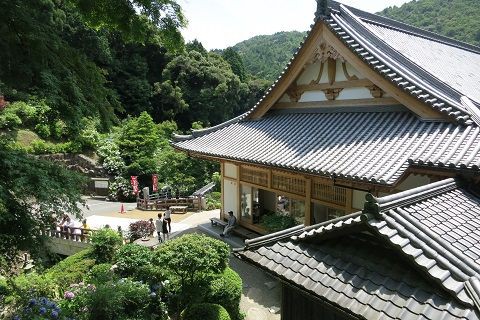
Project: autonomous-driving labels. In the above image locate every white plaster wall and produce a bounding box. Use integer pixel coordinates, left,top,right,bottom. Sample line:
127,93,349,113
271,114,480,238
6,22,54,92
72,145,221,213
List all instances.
396,174,431,191
297,62,321,85
352,190,368,210
337,87,373,100
299,91,328,102
224,163,238,179
343,61,365,80
223,178,239,218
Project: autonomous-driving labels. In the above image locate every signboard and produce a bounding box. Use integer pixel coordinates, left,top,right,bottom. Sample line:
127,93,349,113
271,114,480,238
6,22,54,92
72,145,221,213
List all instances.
152,174,158,192
130,176,139,195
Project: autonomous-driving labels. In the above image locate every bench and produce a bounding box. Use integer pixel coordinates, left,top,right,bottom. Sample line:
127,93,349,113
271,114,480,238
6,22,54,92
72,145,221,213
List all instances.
210,218,259,240
171,205,188,214
210,217,227,227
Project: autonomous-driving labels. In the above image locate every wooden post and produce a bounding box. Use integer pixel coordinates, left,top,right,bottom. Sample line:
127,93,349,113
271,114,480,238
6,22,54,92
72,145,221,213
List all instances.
220,162,225,220
305,178,312,226
345,188,353,213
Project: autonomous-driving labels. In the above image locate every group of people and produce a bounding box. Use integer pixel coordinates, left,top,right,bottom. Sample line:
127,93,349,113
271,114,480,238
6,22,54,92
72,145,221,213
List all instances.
150,206,172,243
57,214,90,240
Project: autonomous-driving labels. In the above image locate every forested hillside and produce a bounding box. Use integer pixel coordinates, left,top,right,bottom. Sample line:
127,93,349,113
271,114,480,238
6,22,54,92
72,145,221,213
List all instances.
232,31,306,81
232,0,480,82
380,0,480,46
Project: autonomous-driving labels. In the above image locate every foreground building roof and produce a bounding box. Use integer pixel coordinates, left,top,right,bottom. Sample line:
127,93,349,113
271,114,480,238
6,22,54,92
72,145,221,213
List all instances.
173,1,480,187
235,179,480,319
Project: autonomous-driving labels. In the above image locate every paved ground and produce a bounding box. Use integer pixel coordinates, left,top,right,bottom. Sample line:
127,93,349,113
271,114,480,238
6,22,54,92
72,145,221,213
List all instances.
77,197,281,320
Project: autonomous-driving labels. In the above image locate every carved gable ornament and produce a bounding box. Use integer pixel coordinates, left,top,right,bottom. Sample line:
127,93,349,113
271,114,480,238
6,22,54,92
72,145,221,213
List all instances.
308,41,345,65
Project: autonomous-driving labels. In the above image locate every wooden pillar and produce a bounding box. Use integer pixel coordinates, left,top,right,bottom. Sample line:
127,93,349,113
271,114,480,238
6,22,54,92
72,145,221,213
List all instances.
220,162,225,220
304,178,312,226
236,164,241,219
345,188,353,213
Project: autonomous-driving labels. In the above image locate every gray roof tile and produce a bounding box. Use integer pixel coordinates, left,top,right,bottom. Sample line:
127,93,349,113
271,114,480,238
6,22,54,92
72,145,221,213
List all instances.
173,111,480,185
236,179,480,319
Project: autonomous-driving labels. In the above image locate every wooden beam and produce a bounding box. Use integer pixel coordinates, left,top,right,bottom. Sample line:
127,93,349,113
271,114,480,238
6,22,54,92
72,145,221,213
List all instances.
298,79,373,92
273,97,399,109
322,26,447,121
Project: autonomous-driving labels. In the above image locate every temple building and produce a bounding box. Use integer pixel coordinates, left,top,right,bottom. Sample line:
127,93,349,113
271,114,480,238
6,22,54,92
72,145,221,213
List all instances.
172,0,480,235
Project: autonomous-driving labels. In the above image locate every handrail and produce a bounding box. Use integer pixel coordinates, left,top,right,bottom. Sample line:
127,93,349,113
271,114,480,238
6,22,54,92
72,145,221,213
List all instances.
45,226,98,243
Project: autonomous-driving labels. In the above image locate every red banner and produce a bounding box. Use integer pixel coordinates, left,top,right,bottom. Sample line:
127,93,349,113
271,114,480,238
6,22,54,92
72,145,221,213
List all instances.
130,176,139,195
152,174,158,192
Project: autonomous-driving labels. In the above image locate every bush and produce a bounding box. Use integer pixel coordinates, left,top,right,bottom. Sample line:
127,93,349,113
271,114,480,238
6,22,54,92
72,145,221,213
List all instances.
90,229,123,263
114,244,153,277
45,249,96,290
107,176,134,201
261,211,297,232
128,220,155,242
62,278,165,320
35,123,51,139
181,303,231,320
154,234,230,311
51,119,67,140
205,192,221,210
8,273,58,306
0,111,22,129
76,119,100,150
14,296,63,320
85,263,117,285
207,268,243,320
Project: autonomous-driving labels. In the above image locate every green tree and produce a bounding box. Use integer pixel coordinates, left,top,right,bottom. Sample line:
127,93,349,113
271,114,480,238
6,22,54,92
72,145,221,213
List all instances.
222,47,246,82
159,51,250,130
381,0,480,46
0,0,120,132
0,141,86,268
72,0,186,48
117,112,160,167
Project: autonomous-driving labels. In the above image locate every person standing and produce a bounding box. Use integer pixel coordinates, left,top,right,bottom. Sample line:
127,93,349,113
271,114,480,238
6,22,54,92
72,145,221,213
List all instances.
155,213,163,243
220,211,237,237
164,206,172,233
162,214,169,241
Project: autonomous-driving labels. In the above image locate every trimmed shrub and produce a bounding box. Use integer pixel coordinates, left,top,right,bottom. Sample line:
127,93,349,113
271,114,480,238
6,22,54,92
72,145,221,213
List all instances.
207,267,243,320
114,244,153,277
154,233,230,312
85,263,117,285
90,228,123,263
45,249,95,290
181,303,231,320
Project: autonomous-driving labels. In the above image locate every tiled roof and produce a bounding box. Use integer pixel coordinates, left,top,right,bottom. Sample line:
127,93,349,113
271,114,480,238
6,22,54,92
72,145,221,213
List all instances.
324,3,480,125
236,179,480,319
173,110,480,185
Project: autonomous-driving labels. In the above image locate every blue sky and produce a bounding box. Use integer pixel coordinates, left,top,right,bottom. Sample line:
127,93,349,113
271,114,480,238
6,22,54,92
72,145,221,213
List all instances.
178,0,411,50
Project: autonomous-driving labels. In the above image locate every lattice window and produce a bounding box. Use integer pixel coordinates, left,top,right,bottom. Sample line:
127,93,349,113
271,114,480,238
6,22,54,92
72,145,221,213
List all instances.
312,181,346,205
239,166,268,187
271,172,306,196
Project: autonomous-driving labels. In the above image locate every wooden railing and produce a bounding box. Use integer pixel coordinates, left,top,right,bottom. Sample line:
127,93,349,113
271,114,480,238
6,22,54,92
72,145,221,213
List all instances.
46,227,97,243
137,196,200,211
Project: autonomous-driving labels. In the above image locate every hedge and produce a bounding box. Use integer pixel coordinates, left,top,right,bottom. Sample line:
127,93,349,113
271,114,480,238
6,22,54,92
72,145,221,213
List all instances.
206,267,243,320
181,303,231,320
